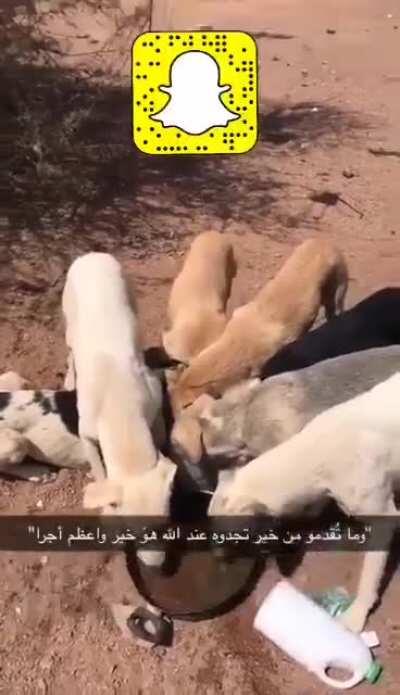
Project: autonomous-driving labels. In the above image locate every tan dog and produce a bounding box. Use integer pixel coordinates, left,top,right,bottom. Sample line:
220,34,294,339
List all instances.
169,238,348,412
162,230,237,363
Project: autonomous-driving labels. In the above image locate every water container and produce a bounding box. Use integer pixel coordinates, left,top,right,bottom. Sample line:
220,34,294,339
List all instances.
253,580,382,690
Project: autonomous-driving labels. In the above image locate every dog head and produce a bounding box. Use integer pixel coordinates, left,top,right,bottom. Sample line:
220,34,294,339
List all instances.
197,379,260,461
83,455,177,567
83,454,177,514
208,468,267,516
170,393,215,464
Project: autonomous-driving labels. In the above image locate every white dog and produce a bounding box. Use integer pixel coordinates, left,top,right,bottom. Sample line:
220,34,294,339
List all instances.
209,372,400,633
62,252,177,566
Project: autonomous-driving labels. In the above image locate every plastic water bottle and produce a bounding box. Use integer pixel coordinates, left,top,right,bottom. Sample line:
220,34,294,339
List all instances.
253,580,382,690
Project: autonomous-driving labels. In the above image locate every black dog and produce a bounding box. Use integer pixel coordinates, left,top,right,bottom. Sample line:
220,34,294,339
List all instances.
262,287,400,378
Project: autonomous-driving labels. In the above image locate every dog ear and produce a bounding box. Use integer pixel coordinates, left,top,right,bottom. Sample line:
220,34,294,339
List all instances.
189,393,216,416
198,409,223,431
83,480,123,509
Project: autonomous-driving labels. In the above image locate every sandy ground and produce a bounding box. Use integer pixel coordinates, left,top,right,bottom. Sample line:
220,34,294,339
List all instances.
1,0,400,692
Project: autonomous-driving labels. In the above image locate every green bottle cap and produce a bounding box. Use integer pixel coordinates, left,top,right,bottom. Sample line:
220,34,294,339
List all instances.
365,661,383,684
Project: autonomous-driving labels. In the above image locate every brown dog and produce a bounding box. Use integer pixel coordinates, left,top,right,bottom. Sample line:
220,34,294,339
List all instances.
162,230,237,363
169,238,348,412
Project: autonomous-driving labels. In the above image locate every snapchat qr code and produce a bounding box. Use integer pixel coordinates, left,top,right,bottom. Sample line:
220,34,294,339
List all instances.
132,31,258,155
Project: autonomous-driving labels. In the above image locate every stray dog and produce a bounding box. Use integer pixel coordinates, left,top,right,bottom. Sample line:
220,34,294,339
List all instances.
169,238,348,412
62,252,176,568
0,387,85,470
162,230,237,363
262,287,400,378
174,345,400,473
208,371,400,633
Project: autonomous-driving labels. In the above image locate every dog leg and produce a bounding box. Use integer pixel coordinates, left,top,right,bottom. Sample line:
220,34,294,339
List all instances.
0,429,58,482
339,550,389,633
81,437,106,481
334,279,347,315
0,428,30,468
339,498,398,633
322,288,339,321
322,273,347,320
64,351,76,391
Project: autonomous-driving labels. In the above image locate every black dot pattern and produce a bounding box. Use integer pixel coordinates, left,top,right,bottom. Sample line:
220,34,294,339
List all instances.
132,31,258,155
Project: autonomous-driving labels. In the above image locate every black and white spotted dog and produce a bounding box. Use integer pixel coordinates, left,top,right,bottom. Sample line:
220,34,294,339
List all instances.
0,349,176,482
0,386,87,479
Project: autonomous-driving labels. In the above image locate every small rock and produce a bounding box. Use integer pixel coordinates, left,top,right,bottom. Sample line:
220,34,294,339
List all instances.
326,28,336,35
390,230,396,235
322,60,328,65
40,555,48,566
15,606,22,616
272,55,280,61
301,68,309,77
36,500,44,509
342,168,356,179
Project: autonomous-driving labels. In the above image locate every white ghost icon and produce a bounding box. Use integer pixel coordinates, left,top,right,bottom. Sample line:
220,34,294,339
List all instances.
151,51,239,134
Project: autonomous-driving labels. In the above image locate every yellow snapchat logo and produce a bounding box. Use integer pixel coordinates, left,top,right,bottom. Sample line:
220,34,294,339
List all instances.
132,31,258,155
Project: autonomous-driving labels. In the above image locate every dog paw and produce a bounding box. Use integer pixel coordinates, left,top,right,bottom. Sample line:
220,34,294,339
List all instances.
338,603,367,633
